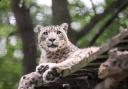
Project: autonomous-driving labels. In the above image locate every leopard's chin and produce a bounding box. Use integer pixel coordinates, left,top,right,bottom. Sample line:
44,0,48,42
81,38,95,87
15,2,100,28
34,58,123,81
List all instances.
47,44,58,52
48,47,58,52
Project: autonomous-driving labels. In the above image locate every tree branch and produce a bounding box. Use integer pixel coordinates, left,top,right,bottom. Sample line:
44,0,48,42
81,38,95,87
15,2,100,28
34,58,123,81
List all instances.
90,0,97,15
56,29,128,77
88,0,128,46
77,0,128,40
94,49,128,89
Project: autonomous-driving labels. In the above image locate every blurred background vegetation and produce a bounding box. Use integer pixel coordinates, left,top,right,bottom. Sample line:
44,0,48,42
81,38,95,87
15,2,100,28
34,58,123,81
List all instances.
0,0,128,89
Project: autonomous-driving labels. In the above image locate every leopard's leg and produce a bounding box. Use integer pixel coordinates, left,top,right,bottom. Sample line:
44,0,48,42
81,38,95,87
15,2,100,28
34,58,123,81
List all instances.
18,72,43,89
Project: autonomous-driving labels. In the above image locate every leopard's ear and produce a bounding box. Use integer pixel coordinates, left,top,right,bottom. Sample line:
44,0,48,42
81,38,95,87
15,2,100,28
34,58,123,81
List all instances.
34,25,43,33
60,23,68,32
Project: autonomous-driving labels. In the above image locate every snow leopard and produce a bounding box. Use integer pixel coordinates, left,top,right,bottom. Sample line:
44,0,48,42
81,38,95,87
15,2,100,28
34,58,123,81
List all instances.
35,23,79,63
18,23,99,89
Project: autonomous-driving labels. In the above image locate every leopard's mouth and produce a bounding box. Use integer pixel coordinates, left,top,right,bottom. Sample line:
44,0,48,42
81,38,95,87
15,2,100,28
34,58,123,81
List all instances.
48,44,58,48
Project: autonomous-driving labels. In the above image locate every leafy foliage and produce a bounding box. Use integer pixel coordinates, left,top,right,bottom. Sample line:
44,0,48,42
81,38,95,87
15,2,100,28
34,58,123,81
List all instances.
0,0,10,11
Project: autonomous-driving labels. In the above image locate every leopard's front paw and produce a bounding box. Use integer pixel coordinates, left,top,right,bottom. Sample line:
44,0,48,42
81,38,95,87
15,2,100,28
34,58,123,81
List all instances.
36,63,50,74
43,64,62,83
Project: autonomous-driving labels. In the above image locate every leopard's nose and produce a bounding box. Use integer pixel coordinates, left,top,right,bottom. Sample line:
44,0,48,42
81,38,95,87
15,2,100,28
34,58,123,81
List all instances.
49,38,55,42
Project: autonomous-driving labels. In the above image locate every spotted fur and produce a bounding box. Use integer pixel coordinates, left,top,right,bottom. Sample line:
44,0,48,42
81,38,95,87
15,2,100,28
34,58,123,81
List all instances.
35,23,78,63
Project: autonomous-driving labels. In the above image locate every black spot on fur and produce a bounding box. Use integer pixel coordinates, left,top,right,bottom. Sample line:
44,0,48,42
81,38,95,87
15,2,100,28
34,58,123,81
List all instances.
25,83,28,85
23,76,26,79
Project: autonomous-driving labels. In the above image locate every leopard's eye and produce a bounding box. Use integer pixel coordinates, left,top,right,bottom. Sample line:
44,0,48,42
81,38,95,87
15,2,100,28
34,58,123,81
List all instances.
57,31,61,34
43,32,48,35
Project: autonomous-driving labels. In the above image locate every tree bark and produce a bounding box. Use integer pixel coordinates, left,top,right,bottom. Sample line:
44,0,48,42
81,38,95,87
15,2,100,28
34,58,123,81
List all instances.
52,0,78,43
11,0,37,74
95,49,128,89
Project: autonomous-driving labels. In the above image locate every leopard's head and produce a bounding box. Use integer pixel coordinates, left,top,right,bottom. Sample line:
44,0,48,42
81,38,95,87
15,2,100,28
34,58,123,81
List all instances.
35,23,69,52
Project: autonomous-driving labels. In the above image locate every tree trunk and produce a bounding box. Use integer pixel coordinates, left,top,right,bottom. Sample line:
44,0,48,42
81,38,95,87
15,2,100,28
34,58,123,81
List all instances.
52,0,78,43
11,0,37,74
